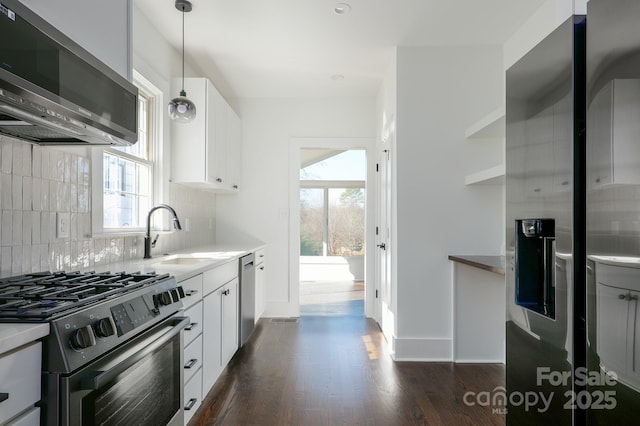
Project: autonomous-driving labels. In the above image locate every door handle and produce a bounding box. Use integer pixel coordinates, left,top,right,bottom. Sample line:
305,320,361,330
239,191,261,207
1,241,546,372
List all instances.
377,243,386,250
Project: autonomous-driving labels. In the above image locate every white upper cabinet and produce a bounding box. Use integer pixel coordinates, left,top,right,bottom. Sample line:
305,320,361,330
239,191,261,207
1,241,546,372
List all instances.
18,0,132,80
171,77,242,193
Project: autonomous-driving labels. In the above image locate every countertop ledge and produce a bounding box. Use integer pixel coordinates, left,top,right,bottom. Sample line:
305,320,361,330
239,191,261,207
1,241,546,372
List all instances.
0,323,50,355
111,242,266,282
448,255,506,276
0,241,265,344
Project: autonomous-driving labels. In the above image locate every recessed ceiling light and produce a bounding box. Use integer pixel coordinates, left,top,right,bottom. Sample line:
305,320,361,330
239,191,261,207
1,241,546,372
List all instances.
334,3,351,15
331,74,345,81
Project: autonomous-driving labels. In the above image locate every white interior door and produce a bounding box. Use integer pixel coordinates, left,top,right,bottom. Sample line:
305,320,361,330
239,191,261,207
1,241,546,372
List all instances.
376,140,392,327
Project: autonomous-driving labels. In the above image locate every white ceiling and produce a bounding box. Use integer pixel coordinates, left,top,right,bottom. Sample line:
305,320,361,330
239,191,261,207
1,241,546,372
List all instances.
135,0,546,99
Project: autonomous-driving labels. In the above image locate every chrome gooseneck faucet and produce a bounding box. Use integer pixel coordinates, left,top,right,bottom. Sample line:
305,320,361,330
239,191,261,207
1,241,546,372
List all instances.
144,204,182,259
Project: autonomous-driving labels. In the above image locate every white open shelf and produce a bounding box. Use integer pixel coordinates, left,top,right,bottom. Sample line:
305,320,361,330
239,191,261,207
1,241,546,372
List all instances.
465,106,505,139
465,164,505,185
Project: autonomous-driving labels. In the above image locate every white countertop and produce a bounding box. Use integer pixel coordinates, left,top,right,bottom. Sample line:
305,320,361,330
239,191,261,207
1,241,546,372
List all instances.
0,323,50,355
0,240,265,348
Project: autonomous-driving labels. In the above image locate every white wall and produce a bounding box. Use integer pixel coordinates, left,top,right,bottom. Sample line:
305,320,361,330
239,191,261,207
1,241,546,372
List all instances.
215,98,376,317
379,45,505,360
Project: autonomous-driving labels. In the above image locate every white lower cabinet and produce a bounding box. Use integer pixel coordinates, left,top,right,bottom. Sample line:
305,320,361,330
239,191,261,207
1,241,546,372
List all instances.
202,277,239,394
183,368,202,425
221,279,239,366
0,342,42,425
202,287,223,392
176,258,244,424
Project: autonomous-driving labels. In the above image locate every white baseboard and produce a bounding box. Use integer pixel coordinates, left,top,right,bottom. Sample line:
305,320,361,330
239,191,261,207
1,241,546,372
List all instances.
391,336,453,361
262,301,300,318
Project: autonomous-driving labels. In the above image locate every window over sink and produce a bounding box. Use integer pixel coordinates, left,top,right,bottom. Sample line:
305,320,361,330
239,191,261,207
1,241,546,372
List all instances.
92,71,162,235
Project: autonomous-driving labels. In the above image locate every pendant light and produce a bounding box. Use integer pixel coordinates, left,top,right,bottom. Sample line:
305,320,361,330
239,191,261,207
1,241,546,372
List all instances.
168,0,196,123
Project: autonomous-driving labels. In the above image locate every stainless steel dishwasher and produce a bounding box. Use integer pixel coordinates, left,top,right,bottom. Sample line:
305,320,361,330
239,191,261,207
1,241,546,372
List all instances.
239,253,256,346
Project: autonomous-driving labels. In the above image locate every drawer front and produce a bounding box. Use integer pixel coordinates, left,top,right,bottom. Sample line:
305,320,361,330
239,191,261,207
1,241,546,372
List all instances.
179,274,203,309
255,247,266,264
0,342,42,424
183,301,203,347
183,335,202,385
203,261,238,295
183,368,202,426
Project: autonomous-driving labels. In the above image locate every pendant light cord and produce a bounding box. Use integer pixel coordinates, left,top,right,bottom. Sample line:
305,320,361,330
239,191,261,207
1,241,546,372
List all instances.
181,8,185,93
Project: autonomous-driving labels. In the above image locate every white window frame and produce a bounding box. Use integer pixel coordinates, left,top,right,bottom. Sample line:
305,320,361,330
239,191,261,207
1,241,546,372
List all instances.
91,70,164,236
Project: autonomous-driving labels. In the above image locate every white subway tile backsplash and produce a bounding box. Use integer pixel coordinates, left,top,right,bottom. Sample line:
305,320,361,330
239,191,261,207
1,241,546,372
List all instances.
22,144,31,177
12,142,23,177
71,155,78,185
32,177,42,212
22,176,32,210
11,176,22,211
32,212,41,245
70,184,78,212
22,212,31,249
12,212,22,246
1,142,11,174
32,145,42,178
40,212,50,245
40,148,50,181
64,153,71,183
1,174,11,209
0,247,10,277
0,137,217,276
11,246,21,275
1,211,11,246
70,212,78,240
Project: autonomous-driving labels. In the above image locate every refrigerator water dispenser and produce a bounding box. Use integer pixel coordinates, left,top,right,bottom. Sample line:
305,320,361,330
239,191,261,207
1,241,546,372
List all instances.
515,218,556,319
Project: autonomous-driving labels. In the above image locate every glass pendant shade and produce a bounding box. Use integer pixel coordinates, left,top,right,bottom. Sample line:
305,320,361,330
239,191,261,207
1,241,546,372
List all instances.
168,90,196,123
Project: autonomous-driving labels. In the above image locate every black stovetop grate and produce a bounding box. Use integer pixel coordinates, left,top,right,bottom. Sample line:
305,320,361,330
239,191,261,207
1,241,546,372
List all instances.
0,271,170,320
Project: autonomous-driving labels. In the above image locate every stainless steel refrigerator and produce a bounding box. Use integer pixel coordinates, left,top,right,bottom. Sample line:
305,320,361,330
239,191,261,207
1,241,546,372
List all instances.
507,2,640,424
505,14,586,425
585,0,640,424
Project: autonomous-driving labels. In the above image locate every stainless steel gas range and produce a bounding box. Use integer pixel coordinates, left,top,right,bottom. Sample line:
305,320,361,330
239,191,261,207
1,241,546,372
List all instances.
0,270,189,426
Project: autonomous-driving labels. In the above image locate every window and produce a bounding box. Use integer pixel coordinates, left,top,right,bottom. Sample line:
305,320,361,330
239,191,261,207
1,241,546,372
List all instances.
102,90,152,229
92,73,161,235
299,150,366,257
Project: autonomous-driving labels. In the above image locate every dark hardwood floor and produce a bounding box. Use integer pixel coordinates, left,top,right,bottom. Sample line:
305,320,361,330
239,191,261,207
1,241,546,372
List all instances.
189,313,505,426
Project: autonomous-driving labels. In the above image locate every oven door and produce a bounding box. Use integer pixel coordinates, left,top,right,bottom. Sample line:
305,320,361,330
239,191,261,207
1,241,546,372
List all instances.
61,316,189,426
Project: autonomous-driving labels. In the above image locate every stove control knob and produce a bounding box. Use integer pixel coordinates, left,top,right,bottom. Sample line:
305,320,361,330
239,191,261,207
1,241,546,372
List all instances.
159,291,173,306
70,325,97,351
94,317,116,338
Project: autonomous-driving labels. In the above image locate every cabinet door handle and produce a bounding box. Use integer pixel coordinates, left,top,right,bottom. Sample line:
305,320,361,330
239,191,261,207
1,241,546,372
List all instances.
260,266,264,271
619,294,627,300
631,295,639,301
233,184,238,189
223,289,230,296
0,393,8,403
216,177,223,183
185,289,198,296
184,398,198,410
185,322,198,331
184,358,198,369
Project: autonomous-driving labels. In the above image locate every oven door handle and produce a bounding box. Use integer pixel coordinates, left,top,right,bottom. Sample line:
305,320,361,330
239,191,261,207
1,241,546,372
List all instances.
80,316,189,391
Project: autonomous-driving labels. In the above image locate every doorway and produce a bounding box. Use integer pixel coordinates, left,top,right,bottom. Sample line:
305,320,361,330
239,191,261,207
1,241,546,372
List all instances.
289,138,376,318
299,149,365,316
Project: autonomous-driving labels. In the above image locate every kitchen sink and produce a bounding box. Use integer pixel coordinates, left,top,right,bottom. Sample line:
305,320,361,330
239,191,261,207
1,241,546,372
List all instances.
153,256,211,265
